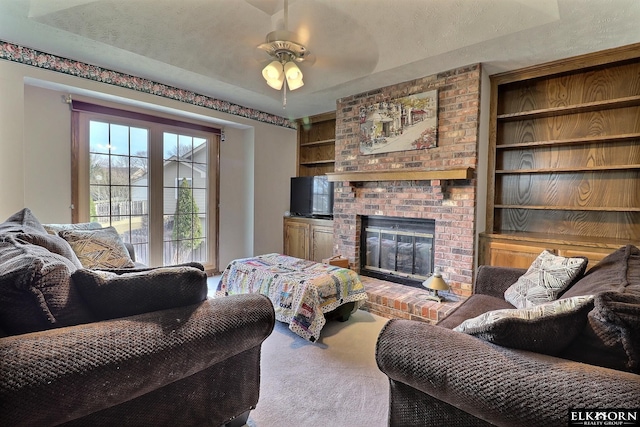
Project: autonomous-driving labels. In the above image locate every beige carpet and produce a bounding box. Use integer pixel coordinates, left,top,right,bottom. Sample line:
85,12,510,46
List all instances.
245,309,391,427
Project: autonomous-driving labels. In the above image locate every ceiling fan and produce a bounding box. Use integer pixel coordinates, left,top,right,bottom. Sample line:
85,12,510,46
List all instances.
255,0,315,107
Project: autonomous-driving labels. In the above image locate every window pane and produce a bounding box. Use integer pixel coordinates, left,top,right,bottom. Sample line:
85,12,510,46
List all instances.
178,135,192,160
163,133,178,160
110,155,129,185
109,124,129,154
130,156,148,181
89,154,109,184
130,127,148,157
89,121,110,154
178,162,193,181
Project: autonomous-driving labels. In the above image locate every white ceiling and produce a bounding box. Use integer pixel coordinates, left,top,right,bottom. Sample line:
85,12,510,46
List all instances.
1,0,640,121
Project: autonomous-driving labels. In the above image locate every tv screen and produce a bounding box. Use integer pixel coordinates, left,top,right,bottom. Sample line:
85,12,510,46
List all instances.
290,176,334,217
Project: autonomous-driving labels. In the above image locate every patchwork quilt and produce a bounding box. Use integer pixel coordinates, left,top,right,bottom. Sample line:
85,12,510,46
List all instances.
218,253,368,341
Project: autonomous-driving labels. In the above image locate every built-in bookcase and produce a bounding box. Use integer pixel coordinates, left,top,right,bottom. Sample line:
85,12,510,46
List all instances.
481,44,640,268
296,111,336,177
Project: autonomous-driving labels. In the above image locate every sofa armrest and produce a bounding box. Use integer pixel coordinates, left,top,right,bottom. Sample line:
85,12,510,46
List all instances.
0,294,275,427
474,265,526,297
376,319,640,427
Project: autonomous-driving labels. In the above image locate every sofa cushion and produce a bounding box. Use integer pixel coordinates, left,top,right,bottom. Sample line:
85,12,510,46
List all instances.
437,294,515,329
504,250,588,308
560,245,640,373
59,226,135,269
43,221,102,235
72,266,208,320
0,235,95,335
453,295,595,355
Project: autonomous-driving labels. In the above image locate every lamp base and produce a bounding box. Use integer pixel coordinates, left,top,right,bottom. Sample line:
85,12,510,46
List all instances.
419,290,444,303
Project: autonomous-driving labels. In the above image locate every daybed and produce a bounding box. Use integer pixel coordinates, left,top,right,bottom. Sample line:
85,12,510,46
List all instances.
218,253,368,341
0,208,276,427
376,245,640,427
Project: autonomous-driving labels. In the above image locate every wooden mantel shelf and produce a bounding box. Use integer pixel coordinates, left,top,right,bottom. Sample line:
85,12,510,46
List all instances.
325,167,474,182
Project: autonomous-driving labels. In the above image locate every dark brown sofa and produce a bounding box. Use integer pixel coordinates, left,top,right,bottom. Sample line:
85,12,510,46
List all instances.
376,245,640,427
0,209,276,426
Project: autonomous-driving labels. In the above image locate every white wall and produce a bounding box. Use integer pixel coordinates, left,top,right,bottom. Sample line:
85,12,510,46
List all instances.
0,60,296,270
0,62,26,214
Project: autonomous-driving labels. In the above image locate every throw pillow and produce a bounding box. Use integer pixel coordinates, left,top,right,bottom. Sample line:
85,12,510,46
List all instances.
43,222,102,235
454,295,595,355
504,250,588,308
0,235,95,335
72,266,208,320
59,226,135,269
560,245,640,373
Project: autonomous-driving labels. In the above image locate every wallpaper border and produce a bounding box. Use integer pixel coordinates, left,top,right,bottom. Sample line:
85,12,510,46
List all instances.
0,40,296,129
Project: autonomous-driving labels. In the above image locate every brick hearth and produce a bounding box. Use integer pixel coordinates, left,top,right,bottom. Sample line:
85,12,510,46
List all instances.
360,276,463,323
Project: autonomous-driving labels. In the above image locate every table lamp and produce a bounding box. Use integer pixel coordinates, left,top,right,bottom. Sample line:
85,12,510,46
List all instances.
422,267,449,303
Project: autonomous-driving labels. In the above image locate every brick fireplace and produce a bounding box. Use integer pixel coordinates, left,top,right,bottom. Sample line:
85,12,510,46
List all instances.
331,64,481,322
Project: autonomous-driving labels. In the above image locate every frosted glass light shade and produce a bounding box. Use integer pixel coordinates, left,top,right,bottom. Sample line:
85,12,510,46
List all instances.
284,61,304,90
262,60,284,90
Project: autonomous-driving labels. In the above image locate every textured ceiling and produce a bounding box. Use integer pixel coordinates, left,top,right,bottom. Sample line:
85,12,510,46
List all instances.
1,0,639,121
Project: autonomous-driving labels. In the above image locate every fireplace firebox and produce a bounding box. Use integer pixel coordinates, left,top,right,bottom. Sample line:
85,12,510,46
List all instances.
360,216,435,288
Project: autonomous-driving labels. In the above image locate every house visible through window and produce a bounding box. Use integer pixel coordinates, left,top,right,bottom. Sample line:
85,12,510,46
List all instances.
72,101,219,272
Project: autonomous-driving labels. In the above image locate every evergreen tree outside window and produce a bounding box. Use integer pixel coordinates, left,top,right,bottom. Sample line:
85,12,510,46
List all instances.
172,177,203,263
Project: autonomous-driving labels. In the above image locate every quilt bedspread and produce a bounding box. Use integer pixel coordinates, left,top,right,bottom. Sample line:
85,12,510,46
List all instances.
218,253,368,341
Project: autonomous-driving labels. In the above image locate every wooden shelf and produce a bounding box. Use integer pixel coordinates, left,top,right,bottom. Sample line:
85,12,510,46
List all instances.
326,167,474,182
496,165,640,174
495,205,640,212
300,139,335,147
496,133,640,149
497,95,640,121
300,159,335,166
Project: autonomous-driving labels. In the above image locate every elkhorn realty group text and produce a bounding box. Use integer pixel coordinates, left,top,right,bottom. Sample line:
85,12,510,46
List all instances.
569,410,639,426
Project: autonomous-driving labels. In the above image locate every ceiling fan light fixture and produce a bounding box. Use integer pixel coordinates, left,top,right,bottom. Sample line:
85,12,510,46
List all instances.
284,61,304,90
262,60,285,89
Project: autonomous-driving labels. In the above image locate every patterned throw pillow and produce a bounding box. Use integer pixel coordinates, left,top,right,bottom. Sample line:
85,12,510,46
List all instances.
454,295,595,354
59,226,135,269
43,222,102,235
504,250,588,308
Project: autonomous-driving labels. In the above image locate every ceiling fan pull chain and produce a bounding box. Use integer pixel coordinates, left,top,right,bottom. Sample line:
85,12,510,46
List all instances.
283,81,287,108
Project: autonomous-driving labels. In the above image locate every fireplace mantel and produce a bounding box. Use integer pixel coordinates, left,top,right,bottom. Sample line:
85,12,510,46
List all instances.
325,167,474,183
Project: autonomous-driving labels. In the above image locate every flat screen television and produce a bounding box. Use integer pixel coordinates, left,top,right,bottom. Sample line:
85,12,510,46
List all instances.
289,176,334,217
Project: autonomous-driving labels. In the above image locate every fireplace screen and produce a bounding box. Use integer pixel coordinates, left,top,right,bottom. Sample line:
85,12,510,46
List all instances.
361,216,435,286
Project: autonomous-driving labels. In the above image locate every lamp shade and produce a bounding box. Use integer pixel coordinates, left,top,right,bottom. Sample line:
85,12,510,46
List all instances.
422,268,449,291
262,60,284,90
284,61,304,90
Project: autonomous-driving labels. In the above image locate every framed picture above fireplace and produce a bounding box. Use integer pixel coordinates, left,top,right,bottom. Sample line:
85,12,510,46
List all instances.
359,89,438,155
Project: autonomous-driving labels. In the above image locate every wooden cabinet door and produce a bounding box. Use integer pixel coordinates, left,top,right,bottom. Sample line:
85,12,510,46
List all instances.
310,225,333,263
557,248,611,271
283,220,309,259
485,242,550,269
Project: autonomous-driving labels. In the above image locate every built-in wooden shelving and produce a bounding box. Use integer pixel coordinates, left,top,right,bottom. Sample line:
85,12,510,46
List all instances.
481,43,640,268
297,112,336,177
